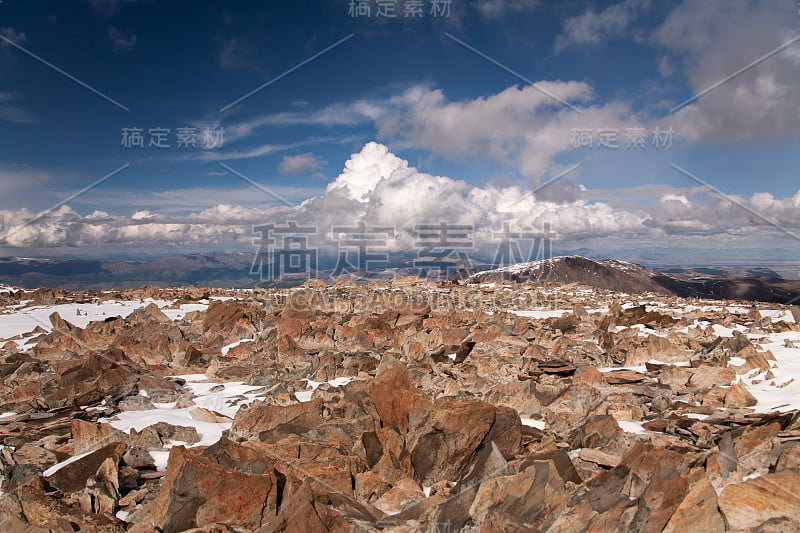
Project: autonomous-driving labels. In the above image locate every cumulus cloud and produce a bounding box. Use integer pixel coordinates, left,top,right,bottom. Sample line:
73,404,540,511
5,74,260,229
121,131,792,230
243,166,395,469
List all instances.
555,0,650,51
4,143,797,256
654,1,800,143
645,189,800,237
378,84,638,181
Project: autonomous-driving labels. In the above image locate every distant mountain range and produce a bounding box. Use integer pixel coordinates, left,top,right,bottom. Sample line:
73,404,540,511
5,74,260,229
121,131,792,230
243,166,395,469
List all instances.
0,253,256,290
0,253,798,304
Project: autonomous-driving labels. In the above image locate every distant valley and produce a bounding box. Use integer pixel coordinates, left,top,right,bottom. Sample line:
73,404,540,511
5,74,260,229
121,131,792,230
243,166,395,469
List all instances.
0,253,797,304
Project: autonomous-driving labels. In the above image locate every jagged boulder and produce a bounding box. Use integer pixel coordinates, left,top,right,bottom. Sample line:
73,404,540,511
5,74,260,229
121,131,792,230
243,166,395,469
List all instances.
718,470,800,530
140,439,282,533
408,397,520,485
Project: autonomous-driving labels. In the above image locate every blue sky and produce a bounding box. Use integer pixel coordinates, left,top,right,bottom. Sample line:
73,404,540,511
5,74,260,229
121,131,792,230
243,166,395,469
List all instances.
0,0,798,272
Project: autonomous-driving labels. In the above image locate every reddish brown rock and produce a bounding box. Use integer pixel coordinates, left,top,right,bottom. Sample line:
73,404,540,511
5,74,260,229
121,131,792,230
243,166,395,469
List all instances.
71,419,131,455
569,415,623,450
543,383,603,439
354,471,392,504
776,441,800,471
372,478,425,515
661,468,724,533
40,352,139,409
469,459,568,531
44,442,127,494
11,444,58,471
146,439,281,533
701,385,728,408
250,436,364,495
229,398,325,442
688,364,735,389
578,448,621,468
17,485,125,533
365,358,421,432
357,428,414,485
630,458,688,533
718,470,800,530
260,479,367,533
572,365,605,386
129,422,199,449
658,365,691,389
724,382,758,408
485,405,523,457
410,398,496,485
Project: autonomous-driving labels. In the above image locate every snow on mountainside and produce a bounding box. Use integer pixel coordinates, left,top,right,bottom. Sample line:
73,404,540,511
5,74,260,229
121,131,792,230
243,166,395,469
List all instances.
467,255,687,295
467,256,800,303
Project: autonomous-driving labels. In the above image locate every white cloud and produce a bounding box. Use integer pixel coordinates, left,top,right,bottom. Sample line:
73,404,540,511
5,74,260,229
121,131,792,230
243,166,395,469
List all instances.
657,56,673,77
645,189,800,237
279,153,326,176
654,1,800,143
214,87,426,145
85,185,323,211
555,0,650,51
660,194,691,207
0,165,51,200
378,84,638,181
325,142,407,201
170,136,358,163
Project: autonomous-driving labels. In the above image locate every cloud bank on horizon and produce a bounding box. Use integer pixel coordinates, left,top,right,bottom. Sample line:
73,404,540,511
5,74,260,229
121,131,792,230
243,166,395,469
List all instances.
2,142,798,261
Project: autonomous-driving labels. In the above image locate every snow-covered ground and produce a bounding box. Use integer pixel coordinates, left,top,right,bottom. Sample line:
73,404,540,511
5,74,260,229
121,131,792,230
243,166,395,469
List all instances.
7,291,800,478
96,375,263,470
69,375,361,471
0,299,209,349
509,309,567,319
739,330,800,413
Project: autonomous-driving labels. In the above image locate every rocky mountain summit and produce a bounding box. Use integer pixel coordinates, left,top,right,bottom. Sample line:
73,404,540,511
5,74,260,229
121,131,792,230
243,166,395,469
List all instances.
0,279,799,532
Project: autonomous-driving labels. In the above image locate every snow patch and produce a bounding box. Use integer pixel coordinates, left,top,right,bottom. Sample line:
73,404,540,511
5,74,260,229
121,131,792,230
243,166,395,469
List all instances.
740,331,800,413
43,450,94,477
510,309,567,319
520,418,546,430
295,376,357,402
617,421,646,434
221,338,254,356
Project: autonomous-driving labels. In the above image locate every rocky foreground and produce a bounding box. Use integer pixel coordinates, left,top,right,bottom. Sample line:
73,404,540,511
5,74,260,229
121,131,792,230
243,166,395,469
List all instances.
1,280,799,532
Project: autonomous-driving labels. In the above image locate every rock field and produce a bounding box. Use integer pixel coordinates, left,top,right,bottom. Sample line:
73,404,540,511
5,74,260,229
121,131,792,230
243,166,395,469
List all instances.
1,279,799,532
